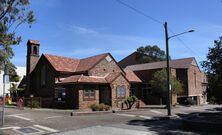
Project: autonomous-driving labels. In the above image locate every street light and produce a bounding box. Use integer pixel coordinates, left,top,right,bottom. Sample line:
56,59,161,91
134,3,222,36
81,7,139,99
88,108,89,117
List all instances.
164,22,194,116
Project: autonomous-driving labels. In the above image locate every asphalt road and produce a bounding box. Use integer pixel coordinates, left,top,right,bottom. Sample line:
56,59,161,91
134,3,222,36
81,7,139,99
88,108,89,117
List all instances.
0,104,221,135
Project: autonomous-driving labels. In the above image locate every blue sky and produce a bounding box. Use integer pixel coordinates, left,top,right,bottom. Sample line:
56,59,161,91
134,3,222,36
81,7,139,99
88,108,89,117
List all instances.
12,0,222,67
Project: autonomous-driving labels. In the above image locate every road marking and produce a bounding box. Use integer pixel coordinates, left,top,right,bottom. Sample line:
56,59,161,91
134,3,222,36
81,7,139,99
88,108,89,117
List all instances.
150,110,163,114
114,113,136,117
114,113,154,120
45,116,63,119
9,115,32,121
138,115,152,120
177,112,189,115
33,125,59,133
0,126,20,130
6,113,29,117
191,108,200,111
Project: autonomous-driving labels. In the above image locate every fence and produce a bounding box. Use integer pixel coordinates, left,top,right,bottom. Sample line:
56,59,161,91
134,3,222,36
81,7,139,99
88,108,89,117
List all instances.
16,97,53,108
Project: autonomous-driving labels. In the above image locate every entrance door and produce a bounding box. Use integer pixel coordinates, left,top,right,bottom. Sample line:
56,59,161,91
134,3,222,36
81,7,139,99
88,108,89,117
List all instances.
99,85,111,105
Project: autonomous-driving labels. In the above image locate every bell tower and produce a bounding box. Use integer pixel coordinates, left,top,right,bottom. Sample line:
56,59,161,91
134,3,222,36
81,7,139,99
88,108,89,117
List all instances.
26,39,40,74
26,39,40,93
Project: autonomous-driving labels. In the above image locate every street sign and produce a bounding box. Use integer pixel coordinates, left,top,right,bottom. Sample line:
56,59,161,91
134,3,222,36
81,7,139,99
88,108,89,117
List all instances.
3,75,9,84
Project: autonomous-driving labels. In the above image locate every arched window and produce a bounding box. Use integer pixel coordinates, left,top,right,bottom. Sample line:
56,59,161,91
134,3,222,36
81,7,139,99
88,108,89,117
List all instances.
33,46,38,55
116,86,126,98
41,65,46,86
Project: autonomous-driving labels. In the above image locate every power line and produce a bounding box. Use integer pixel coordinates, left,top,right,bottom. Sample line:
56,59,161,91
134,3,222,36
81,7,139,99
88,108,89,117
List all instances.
115,0,163,25
168,28,198,55
115,0,200,58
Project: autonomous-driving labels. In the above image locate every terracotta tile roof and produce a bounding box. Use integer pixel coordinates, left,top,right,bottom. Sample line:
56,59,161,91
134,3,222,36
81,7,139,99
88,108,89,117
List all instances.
57,71,136,84
44,54,80,72
75,53,109,72
125,57,195,71
124,69,142,83
57,75,107,84
27,39,40,45
43,53,109,73
105,72,121,83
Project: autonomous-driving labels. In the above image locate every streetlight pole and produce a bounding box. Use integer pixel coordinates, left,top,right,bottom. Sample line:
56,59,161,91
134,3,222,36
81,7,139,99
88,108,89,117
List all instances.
164,22,194,116
164,22,171,116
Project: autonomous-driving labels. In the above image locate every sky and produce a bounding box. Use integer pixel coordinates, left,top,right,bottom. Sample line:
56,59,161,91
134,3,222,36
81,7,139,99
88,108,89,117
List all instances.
11,0,222,67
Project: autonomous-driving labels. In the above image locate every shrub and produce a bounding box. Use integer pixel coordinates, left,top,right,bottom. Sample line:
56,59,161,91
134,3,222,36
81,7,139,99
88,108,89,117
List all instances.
90,103,110,111
124,95,138,109
209,97,217,104
27,100,40,108
184,98,196,105
100,103,110,111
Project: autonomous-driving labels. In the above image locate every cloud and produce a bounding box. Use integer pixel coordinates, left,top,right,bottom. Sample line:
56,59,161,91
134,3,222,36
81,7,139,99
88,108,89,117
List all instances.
69,25,99,35
68,24,148,42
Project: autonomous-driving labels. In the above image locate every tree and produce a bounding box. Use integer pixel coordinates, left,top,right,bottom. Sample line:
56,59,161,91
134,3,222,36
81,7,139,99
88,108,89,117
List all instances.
124,95,138,109
135,45,167,64
201,37,222,103
150,69,183,96
0,0,35,74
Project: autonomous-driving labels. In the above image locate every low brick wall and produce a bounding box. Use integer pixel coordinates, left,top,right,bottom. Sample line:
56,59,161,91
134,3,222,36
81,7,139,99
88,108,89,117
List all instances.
24,97,53,108
172,94,177,106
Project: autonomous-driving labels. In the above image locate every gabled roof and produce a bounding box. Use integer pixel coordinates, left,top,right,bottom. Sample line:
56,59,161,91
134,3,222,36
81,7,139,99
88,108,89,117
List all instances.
75,53,109,72
105,72,121,83
18,76,26,88
27,39,40,45
57,70,140,84
125,57,196,71
43,53,109,73
57,75,107,84
44,54,80,72
124,69,142,83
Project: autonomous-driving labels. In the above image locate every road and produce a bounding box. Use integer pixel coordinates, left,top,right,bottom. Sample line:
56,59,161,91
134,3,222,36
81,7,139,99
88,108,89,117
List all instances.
0,104,221,135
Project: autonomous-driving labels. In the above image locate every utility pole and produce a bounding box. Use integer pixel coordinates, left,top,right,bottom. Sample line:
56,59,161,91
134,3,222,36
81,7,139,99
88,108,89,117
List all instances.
164,22,171,116
164,22,194,116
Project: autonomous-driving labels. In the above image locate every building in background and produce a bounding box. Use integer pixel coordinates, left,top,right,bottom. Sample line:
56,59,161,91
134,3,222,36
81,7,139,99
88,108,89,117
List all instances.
201,71,208,104
0,67,26,97
121,57,205,105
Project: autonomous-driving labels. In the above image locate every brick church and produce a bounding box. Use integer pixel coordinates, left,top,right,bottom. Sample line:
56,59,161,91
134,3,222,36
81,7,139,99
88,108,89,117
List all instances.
20,39,207,109
22,40,141,109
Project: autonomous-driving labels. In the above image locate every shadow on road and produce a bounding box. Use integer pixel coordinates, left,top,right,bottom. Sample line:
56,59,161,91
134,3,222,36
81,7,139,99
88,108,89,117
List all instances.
127,106,222,135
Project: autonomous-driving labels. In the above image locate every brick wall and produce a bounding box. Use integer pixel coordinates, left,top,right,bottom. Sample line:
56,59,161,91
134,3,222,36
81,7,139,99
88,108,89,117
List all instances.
172,94,177,106
110,75,130,108
30,56,56,98
187,65,202,96
78,85,99,110
133,69,160,83
89,56,122,77
88,55,131,109
29,56,39,73
176,69,188,96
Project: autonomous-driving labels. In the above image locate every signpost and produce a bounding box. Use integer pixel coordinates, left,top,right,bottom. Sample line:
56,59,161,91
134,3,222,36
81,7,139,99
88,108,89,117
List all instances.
1,63,9,127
